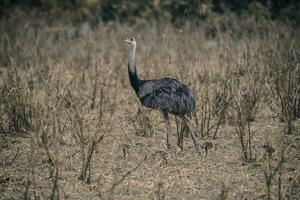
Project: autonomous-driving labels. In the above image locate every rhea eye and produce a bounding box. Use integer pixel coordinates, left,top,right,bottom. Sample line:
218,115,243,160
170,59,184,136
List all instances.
130,38,133,41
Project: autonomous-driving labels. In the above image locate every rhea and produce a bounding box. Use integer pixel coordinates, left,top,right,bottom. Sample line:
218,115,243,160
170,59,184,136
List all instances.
124,38,200,156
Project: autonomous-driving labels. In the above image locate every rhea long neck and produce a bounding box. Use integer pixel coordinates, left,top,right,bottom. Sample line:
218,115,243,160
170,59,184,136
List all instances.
128,46,140,92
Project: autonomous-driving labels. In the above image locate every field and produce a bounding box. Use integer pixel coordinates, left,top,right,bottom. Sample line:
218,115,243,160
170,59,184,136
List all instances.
0,11,300,200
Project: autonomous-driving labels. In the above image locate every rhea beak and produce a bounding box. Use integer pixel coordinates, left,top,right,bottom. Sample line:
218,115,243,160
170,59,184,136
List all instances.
124,38,130,44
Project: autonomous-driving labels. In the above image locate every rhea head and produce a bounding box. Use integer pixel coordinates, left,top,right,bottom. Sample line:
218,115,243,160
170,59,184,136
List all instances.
124,38,136,66
124,38,136,51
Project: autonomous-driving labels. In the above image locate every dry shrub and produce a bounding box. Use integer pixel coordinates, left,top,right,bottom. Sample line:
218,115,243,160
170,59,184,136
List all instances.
211,78,231,139
128,106,155,137
30,62,114,185
192,73,231,140
63,77,113,183
193,70,218,139
263,147,284,200
261,134,298,200
0,69,34,137
227,41,263,162
196,82,214,138
265,38,300,134
231,75,262,162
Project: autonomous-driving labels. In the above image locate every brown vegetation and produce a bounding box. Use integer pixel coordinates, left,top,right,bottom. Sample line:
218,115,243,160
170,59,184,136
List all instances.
0,12,299,199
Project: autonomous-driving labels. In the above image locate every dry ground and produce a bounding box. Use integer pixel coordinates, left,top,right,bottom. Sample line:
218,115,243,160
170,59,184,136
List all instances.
0,14,299,200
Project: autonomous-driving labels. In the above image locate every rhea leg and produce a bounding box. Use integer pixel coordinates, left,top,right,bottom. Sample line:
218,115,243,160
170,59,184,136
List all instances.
183,115,200,157
177,118,184,150
162,111,171,149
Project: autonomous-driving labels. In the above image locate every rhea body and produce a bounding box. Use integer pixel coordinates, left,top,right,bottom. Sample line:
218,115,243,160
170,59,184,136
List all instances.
125,38,200,156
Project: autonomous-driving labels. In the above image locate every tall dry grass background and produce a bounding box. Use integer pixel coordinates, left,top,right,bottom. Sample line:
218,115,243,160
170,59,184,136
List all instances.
0,10,300,199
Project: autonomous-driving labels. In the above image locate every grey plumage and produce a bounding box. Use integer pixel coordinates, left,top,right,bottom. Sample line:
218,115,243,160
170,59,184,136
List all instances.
138,78,195,116
124,38,200,157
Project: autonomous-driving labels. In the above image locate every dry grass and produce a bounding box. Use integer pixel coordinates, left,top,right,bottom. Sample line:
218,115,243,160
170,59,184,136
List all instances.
0,12,299,200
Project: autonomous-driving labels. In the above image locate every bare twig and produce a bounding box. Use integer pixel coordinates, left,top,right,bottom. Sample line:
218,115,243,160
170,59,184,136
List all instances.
107,155,147,199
